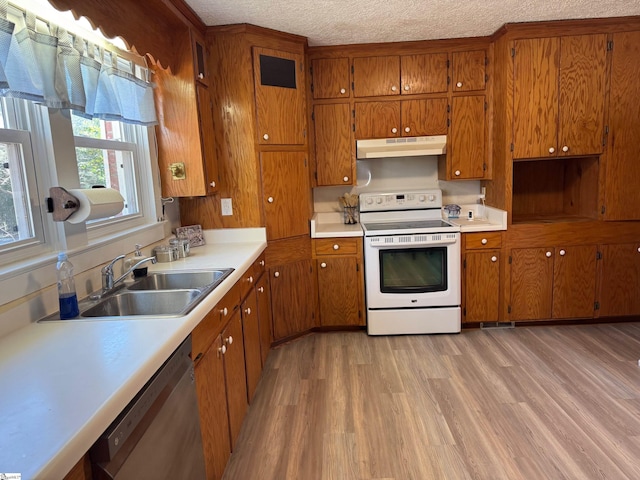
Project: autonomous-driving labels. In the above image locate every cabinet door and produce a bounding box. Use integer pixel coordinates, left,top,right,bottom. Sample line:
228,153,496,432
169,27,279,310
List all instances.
270,260,317,341
401,98,448,137
260,151,310,240
400,53,448,94
195,336,230,480
222,311,248,450
192,30,209,85
256,274,273,367
253,47,306,145
317,256,361,326
196,84,219,194
353,56,400,97
241,288,261,403
513,37,559,159
354,101,400,139
604,31,640,221
599,243,640,316
314,103,353,185
510,247,554,320
452,50,486,92
464,250,500,323
552,245,597,319
449,95,486,179
558,34,607,157
311,57,350,99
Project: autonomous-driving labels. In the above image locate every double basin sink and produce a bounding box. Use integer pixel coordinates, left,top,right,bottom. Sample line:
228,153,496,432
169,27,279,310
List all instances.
43,269,234,320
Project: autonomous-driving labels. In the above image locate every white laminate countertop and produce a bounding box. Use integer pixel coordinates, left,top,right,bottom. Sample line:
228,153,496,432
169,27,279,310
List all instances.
0,228,267,480
310,212,364,238
444,204,508,232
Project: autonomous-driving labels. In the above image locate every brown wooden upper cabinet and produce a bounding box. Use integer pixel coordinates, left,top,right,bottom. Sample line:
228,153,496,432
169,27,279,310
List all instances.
352,53,448,97
603,31,640,221
253,47,307,145
448,95,487,179
452,50,486,92
314,103,353,186
354,98,447,139
311,57,350,99
192,30,209,86
512,34,607,159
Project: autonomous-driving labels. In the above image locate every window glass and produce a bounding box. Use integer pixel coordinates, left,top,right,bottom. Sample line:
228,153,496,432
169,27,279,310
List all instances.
0,142,34,245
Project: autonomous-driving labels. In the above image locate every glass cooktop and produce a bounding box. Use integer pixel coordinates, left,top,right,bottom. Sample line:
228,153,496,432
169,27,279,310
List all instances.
362,220,455,232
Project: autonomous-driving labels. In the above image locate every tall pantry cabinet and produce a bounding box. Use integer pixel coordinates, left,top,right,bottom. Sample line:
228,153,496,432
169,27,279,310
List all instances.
183,25,316,343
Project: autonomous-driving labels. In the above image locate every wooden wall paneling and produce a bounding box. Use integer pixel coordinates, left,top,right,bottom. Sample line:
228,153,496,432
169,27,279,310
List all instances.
552,245,597,319
352,56,400,97
401,98,448,136
557,34,607,157
452,50,487,92
260,151,311,240
354,101,400,139
506,221,640,248
400,53,449,94
604,30,640,221
512,37,560,159
314,103,353,185
561,157,599,219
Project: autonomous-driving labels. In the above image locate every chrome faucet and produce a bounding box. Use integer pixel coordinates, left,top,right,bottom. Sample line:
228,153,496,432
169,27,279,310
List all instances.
101,254,157,292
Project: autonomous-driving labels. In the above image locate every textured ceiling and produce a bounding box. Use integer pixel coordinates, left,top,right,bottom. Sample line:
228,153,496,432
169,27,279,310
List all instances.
184,0,640,46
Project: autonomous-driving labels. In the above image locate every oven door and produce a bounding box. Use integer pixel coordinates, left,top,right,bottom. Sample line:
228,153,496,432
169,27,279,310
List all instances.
364,232,460,309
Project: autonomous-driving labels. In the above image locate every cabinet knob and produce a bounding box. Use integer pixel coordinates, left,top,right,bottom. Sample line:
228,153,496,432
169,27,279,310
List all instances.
247,275,253,283
245,307,251,315
263,133,269,140
559,249,566,256
456,81,463,88
454,170,461,176
340,88,346,94
546,251,552,258
198,73,204,80
391,85,397,92
218,344,226,355
404,84,410,91
343,176,349,182
333,244,340,250
404,127,411,133
481,238,488,245
209,181,216,188
391,127,398,134
260,260,265,267
220,307,228,316
562,145,569,152
267,196,274,203
258,286,264,293
549,147,555,154
225,336,233,345
638,247,640,253
320,262,327,268
491,256,498,262
274,271,280,278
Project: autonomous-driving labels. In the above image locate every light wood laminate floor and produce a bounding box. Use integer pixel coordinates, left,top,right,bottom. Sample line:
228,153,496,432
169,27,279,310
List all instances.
222,323,640,480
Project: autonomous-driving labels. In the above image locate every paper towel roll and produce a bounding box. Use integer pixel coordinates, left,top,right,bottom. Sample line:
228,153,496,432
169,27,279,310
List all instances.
66,188,125,224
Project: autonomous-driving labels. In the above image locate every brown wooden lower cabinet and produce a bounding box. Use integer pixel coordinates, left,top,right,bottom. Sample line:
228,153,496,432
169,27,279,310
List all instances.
509,245,598,321
195,335,231,480
256,274,273,366
464,250,501,322
62,453,92,480
241,287,262,403
599,243,640,316
269,259,317,341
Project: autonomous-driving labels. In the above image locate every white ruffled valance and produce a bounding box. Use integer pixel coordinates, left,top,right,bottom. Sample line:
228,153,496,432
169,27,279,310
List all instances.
0,0,157,125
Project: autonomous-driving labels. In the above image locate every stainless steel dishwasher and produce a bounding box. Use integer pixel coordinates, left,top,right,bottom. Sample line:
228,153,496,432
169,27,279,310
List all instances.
90,336,207,480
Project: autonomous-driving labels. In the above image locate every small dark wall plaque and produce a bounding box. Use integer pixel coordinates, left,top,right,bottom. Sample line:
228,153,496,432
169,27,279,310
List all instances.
259,54,296,89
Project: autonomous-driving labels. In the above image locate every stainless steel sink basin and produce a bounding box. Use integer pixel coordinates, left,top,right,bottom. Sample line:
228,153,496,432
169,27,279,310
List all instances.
127,270,232,291
81,290,201,317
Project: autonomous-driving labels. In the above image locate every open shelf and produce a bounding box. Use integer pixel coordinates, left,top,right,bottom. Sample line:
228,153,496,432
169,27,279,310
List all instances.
512,156,599,224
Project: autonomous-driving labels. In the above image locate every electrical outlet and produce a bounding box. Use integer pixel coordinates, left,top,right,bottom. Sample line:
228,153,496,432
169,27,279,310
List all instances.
221,198,233,216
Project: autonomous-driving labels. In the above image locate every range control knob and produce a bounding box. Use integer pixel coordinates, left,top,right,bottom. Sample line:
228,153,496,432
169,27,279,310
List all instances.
428,195,436,202
418,195,426,202
365,197,373,205
376,197,383,204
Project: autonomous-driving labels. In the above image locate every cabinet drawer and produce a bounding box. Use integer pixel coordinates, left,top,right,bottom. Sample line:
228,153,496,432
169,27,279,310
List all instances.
465,232,502,250
315,238,358,256
192,282,241,362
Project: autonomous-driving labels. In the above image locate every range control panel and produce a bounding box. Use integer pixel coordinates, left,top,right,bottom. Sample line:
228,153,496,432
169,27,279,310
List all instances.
359,189,442,212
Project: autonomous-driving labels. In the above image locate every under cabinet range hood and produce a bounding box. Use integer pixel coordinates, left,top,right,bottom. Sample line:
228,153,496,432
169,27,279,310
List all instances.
356,135,447,159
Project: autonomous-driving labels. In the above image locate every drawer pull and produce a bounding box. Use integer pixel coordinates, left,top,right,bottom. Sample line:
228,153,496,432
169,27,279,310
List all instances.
218,345,226,355
263,133,269,140
340,88,346,94
333,244,339,250
456,81,463,88
225,336,233,345
320,262,327,268
220,307,228,316
258,286,264,293
481,238,488,245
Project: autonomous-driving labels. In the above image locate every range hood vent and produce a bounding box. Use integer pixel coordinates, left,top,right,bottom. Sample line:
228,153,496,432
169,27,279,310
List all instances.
356,135,447,159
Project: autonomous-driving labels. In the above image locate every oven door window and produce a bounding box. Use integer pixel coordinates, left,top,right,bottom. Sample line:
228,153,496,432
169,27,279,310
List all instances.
379,247,447,293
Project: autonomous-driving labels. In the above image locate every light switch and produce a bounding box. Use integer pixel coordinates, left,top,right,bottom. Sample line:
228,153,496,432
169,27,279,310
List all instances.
221,198,233,216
